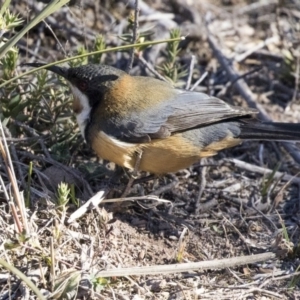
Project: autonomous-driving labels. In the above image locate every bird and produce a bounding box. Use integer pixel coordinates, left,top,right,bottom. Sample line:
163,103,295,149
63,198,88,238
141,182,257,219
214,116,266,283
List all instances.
25,63,300,174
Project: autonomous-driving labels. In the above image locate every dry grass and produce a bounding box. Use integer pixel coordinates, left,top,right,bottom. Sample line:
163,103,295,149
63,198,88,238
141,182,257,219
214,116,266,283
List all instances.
1,0,300,299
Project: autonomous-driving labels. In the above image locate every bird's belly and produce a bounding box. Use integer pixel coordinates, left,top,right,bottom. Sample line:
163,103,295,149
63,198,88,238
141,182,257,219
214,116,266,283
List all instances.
139,134,202,173
91,131,138,169
90,131,241,174
90,131,199,173
139,133,241,173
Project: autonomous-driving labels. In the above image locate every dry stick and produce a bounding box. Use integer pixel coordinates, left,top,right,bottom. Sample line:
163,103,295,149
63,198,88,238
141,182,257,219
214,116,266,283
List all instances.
150,180,177,196
3,127,27,192
223,216,253,252
207,33,300,164
43,20,66,57
191,71,208,91
0,137,37,142
103,195,171,204
96,252,275,277
291,45,300,104
195,165,208,214
50,237,55,292
68,190,107,223
245,287,282,299
234,0,278,15
226,267,245,284
224,158,300,185
226,66,263,91
0,174,9,201
13,120,52,159
80,244,94,291
235,36,278,63
186,55,196,90
0,122,28,233
9,202,23,234
271,171,300,211
176,227,188,261
138,55,169,82
258,271,300,289
126,0,139,73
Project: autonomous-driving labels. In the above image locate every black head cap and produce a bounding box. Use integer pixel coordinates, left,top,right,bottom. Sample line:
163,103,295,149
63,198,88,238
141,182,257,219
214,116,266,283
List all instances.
25,63,126,106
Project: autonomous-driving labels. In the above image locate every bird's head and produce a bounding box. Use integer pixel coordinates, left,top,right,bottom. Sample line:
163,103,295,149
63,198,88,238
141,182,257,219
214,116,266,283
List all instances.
25,63,125,139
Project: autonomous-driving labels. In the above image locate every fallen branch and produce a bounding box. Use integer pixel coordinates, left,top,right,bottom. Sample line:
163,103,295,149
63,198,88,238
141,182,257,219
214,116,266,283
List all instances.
224,158,300,185
97,252,275,277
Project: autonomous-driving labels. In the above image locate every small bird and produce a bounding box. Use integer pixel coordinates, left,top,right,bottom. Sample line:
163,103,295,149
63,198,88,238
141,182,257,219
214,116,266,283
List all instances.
26,63,300,174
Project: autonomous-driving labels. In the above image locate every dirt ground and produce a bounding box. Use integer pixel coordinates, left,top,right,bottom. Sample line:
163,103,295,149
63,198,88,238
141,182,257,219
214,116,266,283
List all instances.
1,0,300,299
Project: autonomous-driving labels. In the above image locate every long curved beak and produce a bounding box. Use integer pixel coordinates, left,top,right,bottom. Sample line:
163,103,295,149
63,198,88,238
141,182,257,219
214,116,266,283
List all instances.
24,63,68,79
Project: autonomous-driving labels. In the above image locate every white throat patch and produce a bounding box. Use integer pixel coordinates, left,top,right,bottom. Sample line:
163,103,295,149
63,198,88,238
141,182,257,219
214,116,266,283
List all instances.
70,85,91,140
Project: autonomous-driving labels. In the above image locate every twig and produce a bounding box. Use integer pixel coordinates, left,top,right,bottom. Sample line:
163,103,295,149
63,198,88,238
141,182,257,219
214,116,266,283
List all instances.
234,0,278,15
9,202,23,234
186,55,196,90
197,198,218,212
132,174,156,185
258,271,300,289
224,158,300,184
251,206,278,232
3,127,27,191
235,36,278,63
96,252,275,277
245,287,282,299
138,55,169,82
13,120,51,159
103,195,172,205
0,121,28,233
43,20,66,56
150,179,178,196
176,227,188,261
0,137,37,142
0,175,10,201
191,71,208,91
271,171,300,211
50,237,55,292
291,45,300,104
226,267,245,284
80,244,94,291
68,190,108,223
223,216,256,252
195,165,208,214
227,66,262,91
126,0,139,72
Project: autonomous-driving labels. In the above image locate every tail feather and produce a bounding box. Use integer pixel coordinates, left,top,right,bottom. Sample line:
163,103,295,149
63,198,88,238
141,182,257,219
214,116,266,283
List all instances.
238,121,300,141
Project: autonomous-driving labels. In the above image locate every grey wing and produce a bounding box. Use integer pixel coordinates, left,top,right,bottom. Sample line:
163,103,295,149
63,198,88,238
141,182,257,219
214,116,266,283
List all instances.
103,90,257,143
166,91,257,132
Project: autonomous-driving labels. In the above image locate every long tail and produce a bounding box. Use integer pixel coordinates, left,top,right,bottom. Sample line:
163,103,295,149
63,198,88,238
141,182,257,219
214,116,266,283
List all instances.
238,121,300,141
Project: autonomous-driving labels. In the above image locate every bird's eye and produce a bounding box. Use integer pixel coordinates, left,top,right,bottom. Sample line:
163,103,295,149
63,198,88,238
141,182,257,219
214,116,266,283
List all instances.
78,81,87,91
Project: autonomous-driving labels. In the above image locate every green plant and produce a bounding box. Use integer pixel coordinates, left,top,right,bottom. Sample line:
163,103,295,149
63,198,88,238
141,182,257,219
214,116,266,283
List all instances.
260,162,281,198
0,0,76,163
90,35,106,64
56,182,71,210
160,28,187,83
